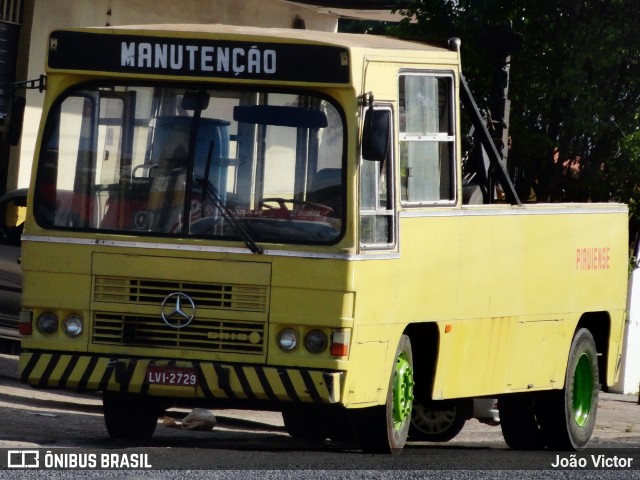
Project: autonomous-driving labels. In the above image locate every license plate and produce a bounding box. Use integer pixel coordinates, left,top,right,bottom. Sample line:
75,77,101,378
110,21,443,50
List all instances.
146,365,198,386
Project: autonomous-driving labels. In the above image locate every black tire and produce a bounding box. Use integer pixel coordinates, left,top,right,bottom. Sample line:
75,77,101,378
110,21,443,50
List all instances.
350,334,414,454
537,328,599,450
282,405,328,442
499,393,545,450
409,399,468,442
103,392,163,440
282,405,356,444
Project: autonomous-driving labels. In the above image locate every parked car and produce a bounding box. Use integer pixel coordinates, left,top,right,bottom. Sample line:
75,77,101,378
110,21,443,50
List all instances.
0,188,26,353
410,397,500,442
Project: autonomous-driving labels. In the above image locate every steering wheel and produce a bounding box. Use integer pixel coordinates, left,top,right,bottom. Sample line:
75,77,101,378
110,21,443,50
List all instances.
259,197,334,216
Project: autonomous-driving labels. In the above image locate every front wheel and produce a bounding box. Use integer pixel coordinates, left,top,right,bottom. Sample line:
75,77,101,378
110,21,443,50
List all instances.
350,334,414,454
282,405,328,442
537,328,599,450
282,405,357,444
103,392,165,440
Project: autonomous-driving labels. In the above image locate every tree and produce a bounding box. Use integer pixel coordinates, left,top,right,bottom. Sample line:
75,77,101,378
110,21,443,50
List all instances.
393,0,640,239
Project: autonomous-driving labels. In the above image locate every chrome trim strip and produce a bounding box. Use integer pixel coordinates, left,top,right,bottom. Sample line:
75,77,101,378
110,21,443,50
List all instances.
21,234,400,261
400,203,628,218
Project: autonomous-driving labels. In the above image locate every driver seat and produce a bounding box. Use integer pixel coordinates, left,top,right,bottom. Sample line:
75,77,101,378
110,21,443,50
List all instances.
307,168,342,217
147,121,190,232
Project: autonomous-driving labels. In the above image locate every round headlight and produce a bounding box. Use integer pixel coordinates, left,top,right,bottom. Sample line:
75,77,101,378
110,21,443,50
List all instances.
277,328,299,352
36,312,58,335
304,329,328,354
63,314,83,337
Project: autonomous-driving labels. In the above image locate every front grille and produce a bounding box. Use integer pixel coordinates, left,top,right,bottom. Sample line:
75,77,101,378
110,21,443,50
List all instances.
94,276,268,312
92,313,264,354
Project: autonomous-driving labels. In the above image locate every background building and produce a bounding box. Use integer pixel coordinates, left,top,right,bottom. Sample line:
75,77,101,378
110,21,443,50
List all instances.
1,0,354,193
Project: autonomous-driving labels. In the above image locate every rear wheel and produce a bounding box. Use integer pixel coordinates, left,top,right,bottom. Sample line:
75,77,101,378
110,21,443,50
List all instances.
537,328,599,450
409,399,468,442
499,393,545,450
103,392,164,440
351,334,414,453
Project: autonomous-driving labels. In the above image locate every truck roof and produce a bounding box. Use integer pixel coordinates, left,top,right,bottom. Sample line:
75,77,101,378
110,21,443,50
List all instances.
80,23,456,55
48,24,459,86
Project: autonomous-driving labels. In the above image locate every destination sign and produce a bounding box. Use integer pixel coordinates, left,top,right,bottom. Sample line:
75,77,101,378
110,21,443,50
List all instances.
47,30,351,84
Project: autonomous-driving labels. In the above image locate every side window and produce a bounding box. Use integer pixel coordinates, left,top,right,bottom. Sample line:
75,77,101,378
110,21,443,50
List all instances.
360,106,395,248
399,73,455,205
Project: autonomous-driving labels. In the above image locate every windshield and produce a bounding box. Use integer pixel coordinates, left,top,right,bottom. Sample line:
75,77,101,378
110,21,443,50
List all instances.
34,84,345,246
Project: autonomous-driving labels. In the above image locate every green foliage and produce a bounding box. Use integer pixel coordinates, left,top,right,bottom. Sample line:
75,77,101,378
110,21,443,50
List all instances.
392,0,640,239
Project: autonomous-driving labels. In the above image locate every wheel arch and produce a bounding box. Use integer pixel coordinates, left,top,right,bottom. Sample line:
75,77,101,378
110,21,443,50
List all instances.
404,322,439,402
575,311,610,389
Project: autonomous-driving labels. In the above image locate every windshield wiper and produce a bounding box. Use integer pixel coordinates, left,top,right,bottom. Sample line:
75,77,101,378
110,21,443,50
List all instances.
196,176,263,254
182,90,261,253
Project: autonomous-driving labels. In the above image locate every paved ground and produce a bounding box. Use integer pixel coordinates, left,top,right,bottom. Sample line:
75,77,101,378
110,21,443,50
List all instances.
0,352,639,449
590,391,640,444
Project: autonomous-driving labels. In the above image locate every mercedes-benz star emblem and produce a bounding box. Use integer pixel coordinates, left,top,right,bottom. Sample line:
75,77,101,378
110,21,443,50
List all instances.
161,292,196,329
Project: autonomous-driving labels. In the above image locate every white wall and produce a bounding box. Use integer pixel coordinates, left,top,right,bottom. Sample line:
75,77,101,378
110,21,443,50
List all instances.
13,0,337,188
612,259,640,394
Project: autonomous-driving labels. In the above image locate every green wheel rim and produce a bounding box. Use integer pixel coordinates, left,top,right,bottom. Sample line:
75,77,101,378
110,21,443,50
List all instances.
392,352,414,429
572,352,594,427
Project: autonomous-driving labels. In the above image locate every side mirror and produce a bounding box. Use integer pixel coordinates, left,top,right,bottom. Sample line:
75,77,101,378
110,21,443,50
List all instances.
361,108,390,161
7,95,26,147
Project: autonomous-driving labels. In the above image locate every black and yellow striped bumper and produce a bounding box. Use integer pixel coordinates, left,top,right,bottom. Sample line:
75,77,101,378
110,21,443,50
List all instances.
20,351,343,404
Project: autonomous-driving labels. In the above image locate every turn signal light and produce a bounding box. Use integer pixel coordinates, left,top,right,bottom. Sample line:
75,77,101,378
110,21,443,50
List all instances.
330,329,350,357
19,310,32,336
